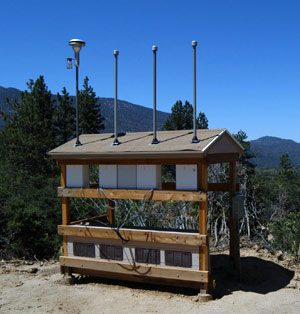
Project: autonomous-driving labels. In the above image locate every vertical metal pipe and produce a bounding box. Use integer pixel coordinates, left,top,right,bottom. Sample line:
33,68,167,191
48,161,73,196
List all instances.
113,50,120,145
75,52,82,146
192,41,200,144
151,45,159,144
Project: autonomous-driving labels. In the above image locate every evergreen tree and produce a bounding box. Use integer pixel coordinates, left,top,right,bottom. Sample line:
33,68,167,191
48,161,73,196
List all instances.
197,112,209,129
0,76,57,177
55,87,75,145
233,130,256,173
79,76,104,134
0,76,61,258
162,100,208,130
278,153,294,182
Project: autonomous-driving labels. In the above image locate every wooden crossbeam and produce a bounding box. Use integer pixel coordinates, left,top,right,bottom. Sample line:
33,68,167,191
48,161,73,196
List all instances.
58,225,207,247
56,158,204,165
60,256,209,283
57,187,206,202
207,153,240,164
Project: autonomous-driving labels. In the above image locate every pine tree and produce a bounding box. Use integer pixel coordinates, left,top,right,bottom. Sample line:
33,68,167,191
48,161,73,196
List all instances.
162,100,208,131
55,87,75,145
197,112,208,129
278,153,295,183
0,76,61,259
79,76,104,134
233,130,256,172
0,76,57,177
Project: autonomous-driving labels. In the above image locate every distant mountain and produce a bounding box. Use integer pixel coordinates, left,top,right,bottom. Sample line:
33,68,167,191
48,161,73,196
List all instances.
250,136,300,168
0,86,169,133
98,97,169,133
0,86,21,129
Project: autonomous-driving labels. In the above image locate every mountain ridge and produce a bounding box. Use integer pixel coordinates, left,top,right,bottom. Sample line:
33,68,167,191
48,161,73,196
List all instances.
0,86,169,133
250,136,300,167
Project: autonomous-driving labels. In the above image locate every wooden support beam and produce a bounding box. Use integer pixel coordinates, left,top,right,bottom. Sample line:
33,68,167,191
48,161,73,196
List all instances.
107,199,115,225
61,164,67,187
61,165,70,277
207,153,240,164
58,225,207,247
57,187,207,202
69,267,206,289
197,163,210,294
56,157,204,166
60,256,209,283
62,197,70,226
229,161,240,271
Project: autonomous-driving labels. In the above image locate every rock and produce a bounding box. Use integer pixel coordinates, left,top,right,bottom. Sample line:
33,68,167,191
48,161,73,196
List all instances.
15,281,24,287
29,267,38,274
267,234,274,242
276,251,284,261
193,293,213,302
62,275,75,285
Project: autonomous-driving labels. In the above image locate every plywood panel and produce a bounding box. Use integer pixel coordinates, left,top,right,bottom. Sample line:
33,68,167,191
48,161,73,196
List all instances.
176,165,198,190
137,165,162,189
66,165,89,188
207,133,240,154
118,165,137,188
99,165,117,188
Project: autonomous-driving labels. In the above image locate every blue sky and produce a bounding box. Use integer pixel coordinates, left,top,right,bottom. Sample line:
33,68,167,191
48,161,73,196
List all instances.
0,0,299,141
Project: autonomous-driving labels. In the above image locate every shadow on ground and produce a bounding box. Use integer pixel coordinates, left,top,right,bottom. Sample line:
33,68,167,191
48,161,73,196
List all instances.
71,254,295,298
211,254,295,298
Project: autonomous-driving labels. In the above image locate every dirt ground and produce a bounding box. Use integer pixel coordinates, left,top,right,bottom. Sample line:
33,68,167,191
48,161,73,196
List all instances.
1,247,299,314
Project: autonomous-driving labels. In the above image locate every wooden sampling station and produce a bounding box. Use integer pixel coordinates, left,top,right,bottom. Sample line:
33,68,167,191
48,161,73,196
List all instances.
49,128,244,294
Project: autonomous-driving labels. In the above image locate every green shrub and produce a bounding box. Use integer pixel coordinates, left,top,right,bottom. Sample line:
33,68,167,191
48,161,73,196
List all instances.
270,212,300,260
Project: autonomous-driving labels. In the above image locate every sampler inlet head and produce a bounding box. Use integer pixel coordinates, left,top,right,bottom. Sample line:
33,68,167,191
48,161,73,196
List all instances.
113,50,119,56
152,45,158,52
192,41,197,47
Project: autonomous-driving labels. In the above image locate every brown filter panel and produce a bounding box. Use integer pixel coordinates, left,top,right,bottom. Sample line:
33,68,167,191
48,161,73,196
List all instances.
135,248,160,264
100,244,123,261
165,250,192,267
73,242,95,258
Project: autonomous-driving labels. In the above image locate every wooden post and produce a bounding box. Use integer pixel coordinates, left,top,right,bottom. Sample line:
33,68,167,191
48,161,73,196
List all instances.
229,161,240,271
107,199,115,225
61,165,70,258
198,162,210,293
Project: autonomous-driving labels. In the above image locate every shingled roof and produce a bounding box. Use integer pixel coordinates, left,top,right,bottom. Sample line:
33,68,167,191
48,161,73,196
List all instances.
48,129,243,161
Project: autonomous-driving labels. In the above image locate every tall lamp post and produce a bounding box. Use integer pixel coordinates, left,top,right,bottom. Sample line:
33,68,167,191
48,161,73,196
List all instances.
69,38,86,147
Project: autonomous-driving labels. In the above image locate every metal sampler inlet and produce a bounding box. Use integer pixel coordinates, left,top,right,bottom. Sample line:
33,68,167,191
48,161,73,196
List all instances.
151,45,160,145
112,50,120,146
191,41,200,144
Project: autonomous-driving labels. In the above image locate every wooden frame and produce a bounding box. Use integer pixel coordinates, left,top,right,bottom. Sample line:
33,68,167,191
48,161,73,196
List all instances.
57,151,240,295
60,256,209,282
57,187,206,202
58,225,207,247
